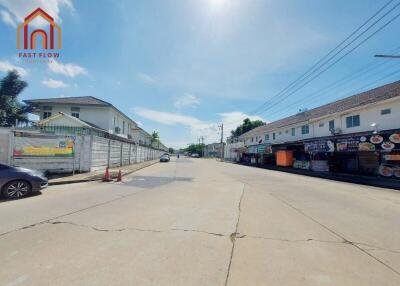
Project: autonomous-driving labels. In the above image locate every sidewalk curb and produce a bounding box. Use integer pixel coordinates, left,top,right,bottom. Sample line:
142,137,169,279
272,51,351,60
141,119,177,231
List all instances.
48,161,159,186
235,162,400,191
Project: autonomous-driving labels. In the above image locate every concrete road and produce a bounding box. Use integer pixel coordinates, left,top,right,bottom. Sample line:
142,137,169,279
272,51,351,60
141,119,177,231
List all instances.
0,158,399,286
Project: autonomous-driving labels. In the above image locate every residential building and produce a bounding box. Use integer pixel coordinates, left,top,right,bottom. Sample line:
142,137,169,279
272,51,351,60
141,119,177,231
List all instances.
204,142,225,158
235,81,400,178
25,96,138,139
240,81,400,145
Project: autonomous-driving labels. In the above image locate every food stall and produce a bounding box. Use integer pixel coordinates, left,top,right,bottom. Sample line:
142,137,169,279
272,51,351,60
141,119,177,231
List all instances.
304,139,334,172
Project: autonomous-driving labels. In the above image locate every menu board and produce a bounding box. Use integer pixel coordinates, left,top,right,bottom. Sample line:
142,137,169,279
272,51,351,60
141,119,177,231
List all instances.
334,131,400,152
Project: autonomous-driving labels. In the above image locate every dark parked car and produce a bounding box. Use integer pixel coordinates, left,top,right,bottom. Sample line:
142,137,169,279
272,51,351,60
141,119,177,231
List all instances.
0,164,48,199
160,154,170,162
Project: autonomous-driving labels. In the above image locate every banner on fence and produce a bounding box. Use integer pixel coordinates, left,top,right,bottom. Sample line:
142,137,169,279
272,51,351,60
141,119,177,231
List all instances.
13,132,75,157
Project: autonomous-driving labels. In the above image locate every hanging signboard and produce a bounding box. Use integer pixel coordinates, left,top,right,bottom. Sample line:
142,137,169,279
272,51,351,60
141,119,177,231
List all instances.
257,144,269,154
333,131,400,152
304,140,334,153
336,137,360,152
13,132,75,157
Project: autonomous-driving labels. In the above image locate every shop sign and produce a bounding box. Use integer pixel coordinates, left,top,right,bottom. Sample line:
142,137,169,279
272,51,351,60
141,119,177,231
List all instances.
384,154,400,161
379,165,400,178
257,144,269,154
336,137,360,152
360,132,400,151
265,145,273,154
247,145,258,154
305,140,334,153
335,131,400,152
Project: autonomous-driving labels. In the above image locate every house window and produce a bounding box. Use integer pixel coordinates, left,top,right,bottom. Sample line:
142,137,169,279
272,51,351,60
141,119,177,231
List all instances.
279,131,282,135
251,137,254,142
122,121,125,134
272,133,276,140
346,115,360,128
71,112,79,118
265,134,269,141
113,117,116,126
319,122,324,127
329,120,335,131
43,112,52,119
291,128,295,136
301,125,309,134
381,108,391,115
285,130,289,133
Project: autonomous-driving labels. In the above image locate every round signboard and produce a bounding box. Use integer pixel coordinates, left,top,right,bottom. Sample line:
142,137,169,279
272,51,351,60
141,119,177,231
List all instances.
370,135,383,144
389,133,400,144
381,141,395,150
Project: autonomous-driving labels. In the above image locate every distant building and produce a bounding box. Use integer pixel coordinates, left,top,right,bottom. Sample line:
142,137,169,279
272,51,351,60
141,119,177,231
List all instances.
204,142,225,158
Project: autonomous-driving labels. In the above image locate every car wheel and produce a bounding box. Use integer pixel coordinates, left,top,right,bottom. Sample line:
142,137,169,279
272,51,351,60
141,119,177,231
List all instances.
2,180,32,199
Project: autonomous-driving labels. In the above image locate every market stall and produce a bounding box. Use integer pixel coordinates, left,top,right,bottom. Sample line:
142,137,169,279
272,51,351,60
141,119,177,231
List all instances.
304,139,334,172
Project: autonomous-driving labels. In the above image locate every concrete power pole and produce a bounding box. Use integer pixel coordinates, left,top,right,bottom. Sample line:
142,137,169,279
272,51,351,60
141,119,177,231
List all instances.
219,123,224,161
200,136,204,157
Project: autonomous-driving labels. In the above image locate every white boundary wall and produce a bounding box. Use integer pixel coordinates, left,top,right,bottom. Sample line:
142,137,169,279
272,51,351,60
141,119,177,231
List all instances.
0,129,166,173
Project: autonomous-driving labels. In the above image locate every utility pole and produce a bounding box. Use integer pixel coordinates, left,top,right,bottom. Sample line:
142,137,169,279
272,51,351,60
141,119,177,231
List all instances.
200,136,204,157
219,123,224,161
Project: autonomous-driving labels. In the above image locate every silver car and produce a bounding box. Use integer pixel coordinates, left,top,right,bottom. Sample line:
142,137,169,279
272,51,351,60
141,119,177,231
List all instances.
0,164,48,199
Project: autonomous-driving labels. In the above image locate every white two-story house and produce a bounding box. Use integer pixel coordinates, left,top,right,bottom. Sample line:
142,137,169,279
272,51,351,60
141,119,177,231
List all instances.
240,80,400,146
25,96,138,139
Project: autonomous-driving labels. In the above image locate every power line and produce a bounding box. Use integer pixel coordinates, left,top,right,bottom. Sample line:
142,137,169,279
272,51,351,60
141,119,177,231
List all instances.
250,0,400,115
263,47,400,118
218,46,400,132
256,9,400,115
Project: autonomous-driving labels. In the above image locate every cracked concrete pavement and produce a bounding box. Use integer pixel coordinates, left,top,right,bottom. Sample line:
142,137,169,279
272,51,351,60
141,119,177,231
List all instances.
0,158,400,285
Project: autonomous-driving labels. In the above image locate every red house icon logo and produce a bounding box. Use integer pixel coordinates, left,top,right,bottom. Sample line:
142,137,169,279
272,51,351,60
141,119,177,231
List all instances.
16,8,62,50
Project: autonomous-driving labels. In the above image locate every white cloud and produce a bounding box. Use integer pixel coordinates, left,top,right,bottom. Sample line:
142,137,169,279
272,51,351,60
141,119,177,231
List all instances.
42,78,69,88
137,73,156,84
218,111,265,138
132,107,216,139
0,9,16,27
48,60,88,78
132,107,265,144
0,60,28,76
0,0,73,27
174,93,200,109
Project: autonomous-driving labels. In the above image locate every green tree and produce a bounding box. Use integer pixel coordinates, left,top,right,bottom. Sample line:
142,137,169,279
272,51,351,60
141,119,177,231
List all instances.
184,143,204,156
168,147,174,154
231,118,265,137
151,131,160,144
0,71,30,127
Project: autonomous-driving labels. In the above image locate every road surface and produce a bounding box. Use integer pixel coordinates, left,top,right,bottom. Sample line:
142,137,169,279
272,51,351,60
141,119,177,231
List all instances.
0,158,399,285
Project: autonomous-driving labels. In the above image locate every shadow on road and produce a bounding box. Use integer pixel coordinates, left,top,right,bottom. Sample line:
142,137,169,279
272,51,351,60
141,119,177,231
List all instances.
122,176,193,189
0,191,42,204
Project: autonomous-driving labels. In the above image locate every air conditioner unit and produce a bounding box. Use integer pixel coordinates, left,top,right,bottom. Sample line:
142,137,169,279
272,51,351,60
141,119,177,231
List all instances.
331,128,342,135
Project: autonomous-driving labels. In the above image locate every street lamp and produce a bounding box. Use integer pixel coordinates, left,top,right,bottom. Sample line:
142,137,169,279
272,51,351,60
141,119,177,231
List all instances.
371,122,379,134
374,54,400,58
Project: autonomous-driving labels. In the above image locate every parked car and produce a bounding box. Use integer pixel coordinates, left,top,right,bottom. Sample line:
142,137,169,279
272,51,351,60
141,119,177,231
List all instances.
160,154,170,162
191,153,200,158
0,164,48,199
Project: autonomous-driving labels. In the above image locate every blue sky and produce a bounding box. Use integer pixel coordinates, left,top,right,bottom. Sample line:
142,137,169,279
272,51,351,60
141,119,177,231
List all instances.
0,0,399,148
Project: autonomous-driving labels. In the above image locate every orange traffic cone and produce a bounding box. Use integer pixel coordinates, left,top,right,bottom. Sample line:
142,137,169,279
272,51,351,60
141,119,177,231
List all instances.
102,167,112,182
117,170,122,182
